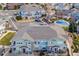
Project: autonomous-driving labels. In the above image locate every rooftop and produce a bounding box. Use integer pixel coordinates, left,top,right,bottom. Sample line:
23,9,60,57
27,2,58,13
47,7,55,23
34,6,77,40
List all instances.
27,26,57,40
11,26,58,41
19,4,45,13
11,23,67,42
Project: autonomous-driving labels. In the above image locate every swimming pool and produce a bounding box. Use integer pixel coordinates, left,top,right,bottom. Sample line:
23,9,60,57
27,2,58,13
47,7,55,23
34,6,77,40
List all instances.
54,20,70,27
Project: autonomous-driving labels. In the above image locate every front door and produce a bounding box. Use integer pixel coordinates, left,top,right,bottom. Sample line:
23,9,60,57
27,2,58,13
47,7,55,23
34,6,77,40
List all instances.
23,48,26,53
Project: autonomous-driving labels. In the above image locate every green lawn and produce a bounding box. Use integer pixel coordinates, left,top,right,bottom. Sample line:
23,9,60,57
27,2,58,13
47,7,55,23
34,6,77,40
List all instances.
0,31,16,45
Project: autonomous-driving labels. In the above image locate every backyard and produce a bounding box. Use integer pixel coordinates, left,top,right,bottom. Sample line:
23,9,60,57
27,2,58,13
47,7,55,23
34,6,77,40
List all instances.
0,31,16,45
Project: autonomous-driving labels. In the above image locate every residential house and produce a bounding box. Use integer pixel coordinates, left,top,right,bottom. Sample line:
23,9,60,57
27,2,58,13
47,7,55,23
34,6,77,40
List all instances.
71,11,79,21
54,3,72,10
10,39,32,54
47,38,68,56
73,3,79,9
17,4,46,20
10,25,70,56
5,3,23,10
33,40,48,52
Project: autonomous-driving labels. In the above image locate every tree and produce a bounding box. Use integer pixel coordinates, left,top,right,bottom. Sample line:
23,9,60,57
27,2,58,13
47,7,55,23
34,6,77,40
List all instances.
16,16,22,20
69,21,77,33
0,5,2,10
41,14,46,18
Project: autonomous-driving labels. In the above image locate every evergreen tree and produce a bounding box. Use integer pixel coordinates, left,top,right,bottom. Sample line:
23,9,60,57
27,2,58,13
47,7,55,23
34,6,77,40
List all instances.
69,21,77,33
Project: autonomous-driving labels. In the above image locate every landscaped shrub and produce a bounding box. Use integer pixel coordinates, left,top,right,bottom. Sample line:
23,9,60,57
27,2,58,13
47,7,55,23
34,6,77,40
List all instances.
62,18,72,22
69,21,77,33
16,16,22,21
62,26,69,31
41,14,46,17
0,5,2,10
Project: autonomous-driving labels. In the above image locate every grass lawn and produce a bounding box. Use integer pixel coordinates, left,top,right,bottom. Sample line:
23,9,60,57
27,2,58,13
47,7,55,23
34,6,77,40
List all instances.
0,31,16,45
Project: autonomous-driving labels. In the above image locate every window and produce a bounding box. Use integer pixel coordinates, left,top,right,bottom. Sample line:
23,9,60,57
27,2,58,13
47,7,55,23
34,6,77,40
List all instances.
29,48,31,50
28,42,31,44
34,41,36,44
45,42,47,44
13,48,16,51
17,42,22,44
13,41,16,45
38,42,40,44
55,48,58,53
50,42,53,44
